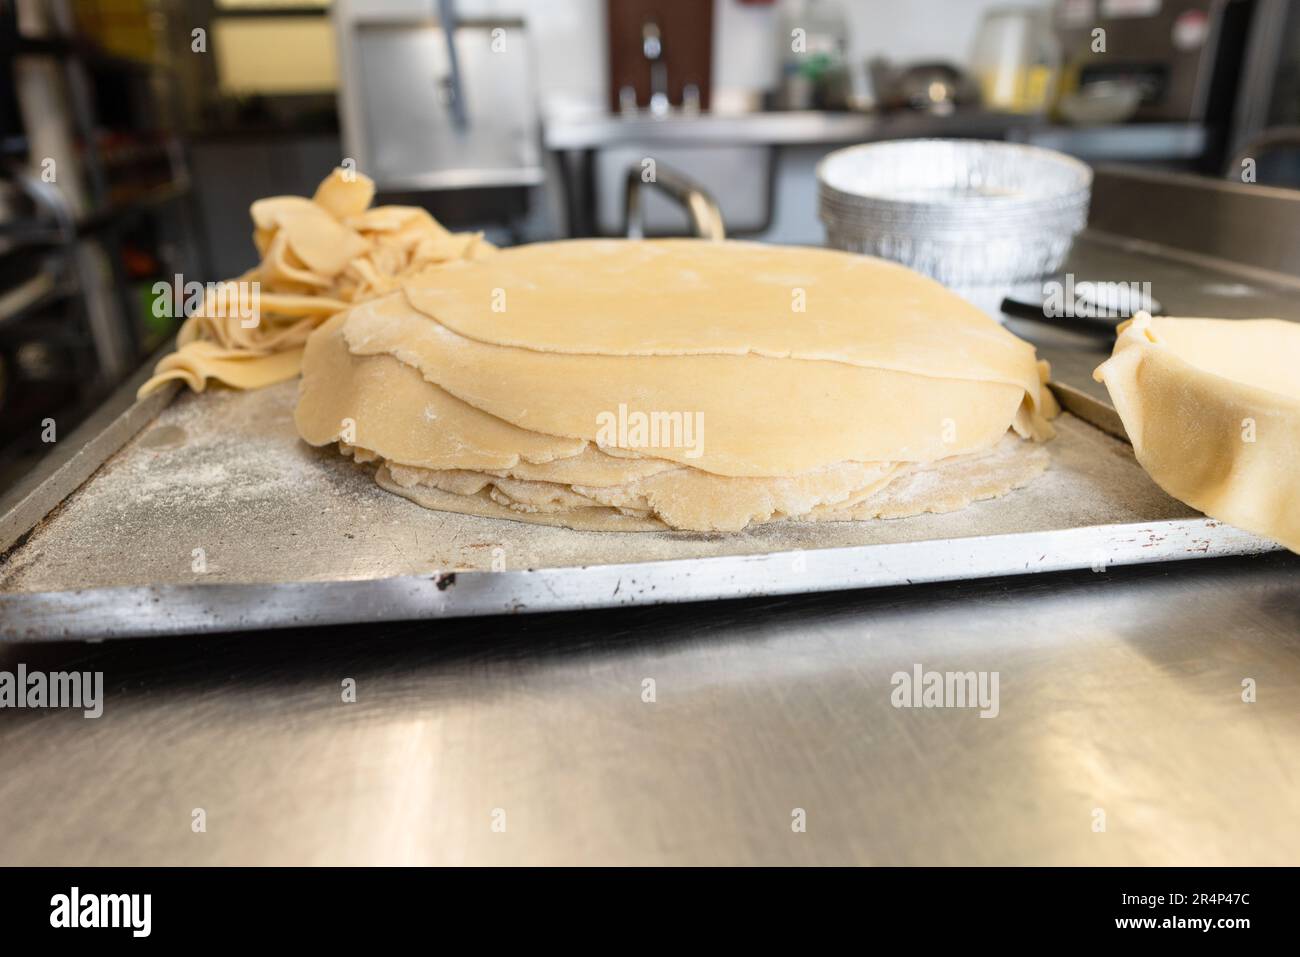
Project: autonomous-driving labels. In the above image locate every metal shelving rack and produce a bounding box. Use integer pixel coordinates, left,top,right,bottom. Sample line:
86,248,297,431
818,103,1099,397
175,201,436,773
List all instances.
0,0,207,492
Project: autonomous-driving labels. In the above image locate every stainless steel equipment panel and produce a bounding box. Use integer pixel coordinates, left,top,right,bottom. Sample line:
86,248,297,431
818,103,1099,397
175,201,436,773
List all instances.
352,21,542,190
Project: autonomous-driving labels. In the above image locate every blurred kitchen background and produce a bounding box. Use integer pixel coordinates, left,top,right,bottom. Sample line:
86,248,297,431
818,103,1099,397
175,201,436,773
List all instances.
2,0,1300,489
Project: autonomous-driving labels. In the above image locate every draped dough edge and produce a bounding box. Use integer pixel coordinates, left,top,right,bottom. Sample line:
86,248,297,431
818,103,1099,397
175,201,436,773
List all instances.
294,312,589,470
375,467,669,532
373,432,1048,533
1094,313,1300,552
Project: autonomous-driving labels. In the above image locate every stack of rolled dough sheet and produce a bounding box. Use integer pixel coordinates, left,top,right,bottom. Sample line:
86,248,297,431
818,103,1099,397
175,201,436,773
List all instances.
295,239,1059,532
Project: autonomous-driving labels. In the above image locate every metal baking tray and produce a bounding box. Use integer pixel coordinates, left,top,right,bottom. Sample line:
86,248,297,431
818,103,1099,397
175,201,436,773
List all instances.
0,364,1279,641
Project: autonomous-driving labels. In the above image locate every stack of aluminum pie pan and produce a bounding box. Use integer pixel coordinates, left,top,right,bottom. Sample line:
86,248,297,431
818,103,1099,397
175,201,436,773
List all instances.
817,139,1092,290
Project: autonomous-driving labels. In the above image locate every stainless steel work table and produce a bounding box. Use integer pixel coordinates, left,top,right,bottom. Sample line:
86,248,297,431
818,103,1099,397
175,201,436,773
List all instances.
1,551,1296,866
1,172,1298,866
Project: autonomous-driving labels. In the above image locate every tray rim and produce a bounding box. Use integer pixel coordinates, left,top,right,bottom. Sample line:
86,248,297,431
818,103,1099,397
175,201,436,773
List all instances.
0,516,1279,641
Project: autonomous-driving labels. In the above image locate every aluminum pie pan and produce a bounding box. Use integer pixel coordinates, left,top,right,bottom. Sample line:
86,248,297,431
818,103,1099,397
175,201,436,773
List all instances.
821,197,1089,234
818,188,1090,227
825,227,1078,285
817,188,1092,230
817,139,1093,216
818,202,1090,239
820,204,1088,236
818,187,1093,223
817,179,1092,211
817,139,1090,286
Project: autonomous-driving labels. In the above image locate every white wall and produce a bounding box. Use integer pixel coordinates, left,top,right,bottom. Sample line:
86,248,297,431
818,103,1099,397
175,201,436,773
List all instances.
839,0,1026,66
525,0,609,118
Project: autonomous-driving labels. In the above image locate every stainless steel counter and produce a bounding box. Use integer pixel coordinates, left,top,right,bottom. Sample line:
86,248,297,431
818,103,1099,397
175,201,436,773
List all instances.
543,109,1028,149
0,175,1297,866
1,553,1296,866
543,108,1206,157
